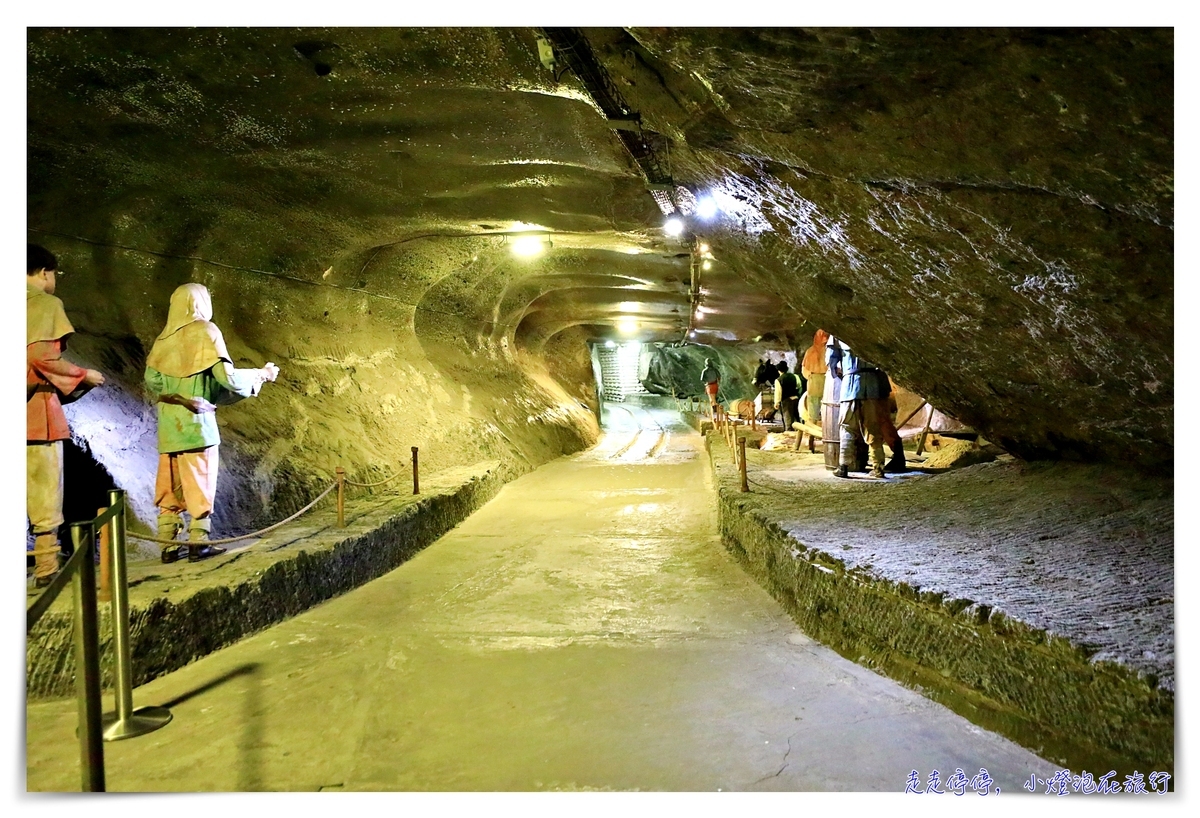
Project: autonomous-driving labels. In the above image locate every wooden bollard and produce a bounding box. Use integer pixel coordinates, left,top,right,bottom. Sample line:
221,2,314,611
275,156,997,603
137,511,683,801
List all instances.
739,437,749,492
336,467,345,527
97,506,111,602
412,446,420,495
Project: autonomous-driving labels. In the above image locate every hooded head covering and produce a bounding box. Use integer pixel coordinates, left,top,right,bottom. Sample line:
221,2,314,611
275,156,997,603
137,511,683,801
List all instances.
146,283,232,378
27,283,75,345
802,328,830,374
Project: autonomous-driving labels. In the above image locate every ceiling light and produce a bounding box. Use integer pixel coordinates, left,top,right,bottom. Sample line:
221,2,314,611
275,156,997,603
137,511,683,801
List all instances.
604,340,616,348
663,217,685,237
702,260,712,270
696,196,719,219
617,317,639,335
698,242,710,253
510,234,548,257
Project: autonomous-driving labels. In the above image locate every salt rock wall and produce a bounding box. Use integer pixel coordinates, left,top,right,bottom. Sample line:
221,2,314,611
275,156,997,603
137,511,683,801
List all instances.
615,28,1173,468
45,234,600,536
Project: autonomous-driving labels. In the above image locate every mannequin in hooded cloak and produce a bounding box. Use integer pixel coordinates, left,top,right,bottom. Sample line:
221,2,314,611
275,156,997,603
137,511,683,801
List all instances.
27,246,104,584
801,329,829,426
144,283,279,562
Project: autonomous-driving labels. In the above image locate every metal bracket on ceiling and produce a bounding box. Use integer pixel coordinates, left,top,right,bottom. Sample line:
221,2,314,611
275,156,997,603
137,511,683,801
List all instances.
535,27,674,194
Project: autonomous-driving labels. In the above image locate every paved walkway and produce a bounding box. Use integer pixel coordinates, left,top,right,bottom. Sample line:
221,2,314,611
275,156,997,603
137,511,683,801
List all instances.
26,407,1057,791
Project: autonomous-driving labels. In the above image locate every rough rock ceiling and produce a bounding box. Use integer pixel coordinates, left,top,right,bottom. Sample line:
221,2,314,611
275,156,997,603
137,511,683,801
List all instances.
28,27,1172,470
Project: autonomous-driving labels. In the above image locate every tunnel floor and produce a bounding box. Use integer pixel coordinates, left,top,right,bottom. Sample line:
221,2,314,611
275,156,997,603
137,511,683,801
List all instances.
25,407,1060,792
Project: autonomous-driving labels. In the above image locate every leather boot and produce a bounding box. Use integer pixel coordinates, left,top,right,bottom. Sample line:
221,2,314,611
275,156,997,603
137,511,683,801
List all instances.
187,518,225,562
32,532,61,588
158,513,183,563
885,447,908,473
833,465,850,479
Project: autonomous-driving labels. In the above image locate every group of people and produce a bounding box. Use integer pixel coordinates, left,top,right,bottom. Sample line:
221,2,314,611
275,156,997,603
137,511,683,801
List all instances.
752,357,803,432
26,244,280,586
709,327,906,481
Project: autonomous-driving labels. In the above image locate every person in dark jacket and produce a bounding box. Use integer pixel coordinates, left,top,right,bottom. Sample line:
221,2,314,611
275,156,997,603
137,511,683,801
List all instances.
774,361,801,432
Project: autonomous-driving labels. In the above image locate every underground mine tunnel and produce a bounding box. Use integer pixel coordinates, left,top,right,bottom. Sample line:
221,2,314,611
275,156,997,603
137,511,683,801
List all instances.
24,27,1172,792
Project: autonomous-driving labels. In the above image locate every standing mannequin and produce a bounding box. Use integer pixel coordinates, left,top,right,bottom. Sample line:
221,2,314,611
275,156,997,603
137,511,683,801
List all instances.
26,244,105,586
826,336,902,479
144,283,280,562
801,329,829,426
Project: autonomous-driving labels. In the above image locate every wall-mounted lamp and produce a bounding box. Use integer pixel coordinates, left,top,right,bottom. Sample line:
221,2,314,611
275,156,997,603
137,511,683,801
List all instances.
696,196,719,220
510,234,551,257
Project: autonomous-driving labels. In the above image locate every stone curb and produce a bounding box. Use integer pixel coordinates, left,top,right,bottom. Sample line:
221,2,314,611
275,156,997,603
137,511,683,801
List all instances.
702,431,1173,775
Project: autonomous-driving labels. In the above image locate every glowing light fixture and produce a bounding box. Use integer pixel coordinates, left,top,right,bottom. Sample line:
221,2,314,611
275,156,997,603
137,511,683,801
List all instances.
702,260,712,271
510,234,549,257
698,242,710,253
663,217,685,237
617,317,639,335
604,339,616,348
696,196,719,219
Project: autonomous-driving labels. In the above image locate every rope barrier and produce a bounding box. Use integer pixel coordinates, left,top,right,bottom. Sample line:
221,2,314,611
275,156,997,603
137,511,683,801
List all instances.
128,482,338,545
343,470,407,488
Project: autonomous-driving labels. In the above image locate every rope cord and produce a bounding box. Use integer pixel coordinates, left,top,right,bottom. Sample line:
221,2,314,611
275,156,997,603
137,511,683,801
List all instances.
343,469,409,488
128,482,338,546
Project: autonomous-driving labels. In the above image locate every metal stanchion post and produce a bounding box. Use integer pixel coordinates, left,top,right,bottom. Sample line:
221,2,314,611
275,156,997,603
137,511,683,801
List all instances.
739,438,749,492
412,446,420,495
102,490,172,742
69,522,105,792
336,467,346,527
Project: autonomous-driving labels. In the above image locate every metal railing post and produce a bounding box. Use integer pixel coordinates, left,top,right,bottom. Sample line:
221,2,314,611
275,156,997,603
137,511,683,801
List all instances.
412,447,420,495
102,490,172,742
336,467,346,527
69,522,105,792
739,438,749,493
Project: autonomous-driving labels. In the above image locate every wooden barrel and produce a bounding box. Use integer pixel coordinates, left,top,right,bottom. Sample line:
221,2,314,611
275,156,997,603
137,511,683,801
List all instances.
821,373,842,469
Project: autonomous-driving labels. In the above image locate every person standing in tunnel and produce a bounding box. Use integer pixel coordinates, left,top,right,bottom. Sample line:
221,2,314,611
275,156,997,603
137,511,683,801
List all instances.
774,360,801,432
27,245,107,587
826,337,904,479
801,329,829,427
753,358,773,390
144,283,280,563
701,357,720,409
